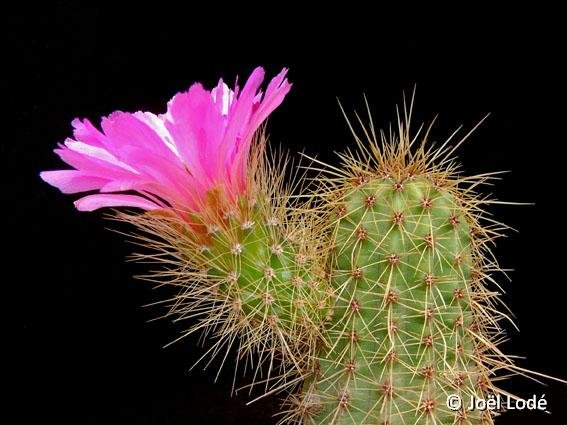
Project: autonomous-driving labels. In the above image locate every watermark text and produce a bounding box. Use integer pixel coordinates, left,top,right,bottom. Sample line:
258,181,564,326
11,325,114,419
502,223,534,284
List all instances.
446,394,548,412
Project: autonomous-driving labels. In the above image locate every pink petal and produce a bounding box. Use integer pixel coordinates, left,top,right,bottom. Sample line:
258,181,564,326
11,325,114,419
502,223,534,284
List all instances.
117,146,197,206
65,140,139,173
221,67,265,156
165,84,226,182
231,68,292,190
74,194,159,211
101,112,182,165
40,170,109,194
134,111,179,156
71,118,108,148
99,178,153,193
247,68,292,136
55,145,141,181
211,79,234,115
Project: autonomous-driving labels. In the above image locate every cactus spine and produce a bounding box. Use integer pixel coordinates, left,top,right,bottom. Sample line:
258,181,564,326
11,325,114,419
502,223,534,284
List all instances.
286,101,516,425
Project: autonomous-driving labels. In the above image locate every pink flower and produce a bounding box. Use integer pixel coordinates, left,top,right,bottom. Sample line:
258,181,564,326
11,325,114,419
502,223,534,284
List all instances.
40,67,291,215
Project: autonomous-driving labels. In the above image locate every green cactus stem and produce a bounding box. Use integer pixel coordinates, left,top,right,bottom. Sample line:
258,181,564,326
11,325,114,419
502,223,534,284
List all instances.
286,100,516,425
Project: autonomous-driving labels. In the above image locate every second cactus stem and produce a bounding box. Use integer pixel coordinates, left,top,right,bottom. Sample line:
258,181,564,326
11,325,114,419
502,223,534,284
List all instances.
285,107,512,425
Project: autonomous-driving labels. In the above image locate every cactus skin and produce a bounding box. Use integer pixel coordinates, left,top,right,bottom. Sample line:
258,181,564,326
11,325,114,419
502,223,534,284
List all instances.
300,176,488,424
198,196,330,379
283,105,513,425
206,201,324,341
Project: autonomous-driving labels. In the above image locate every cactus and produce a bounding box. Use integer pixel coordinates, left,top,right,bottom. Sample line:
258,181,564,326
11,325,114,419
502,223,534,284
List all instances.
40,67,329,392
284,99,529,425
41,67,564,424
123,142,330,388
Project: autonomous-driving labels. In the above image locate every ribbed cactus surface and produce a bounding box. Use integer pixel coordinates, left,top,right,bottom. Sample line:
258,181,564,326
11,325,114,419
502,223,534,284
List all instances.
199,197,329,375
126,185,330,387
278,107,518,425
299,175,490,424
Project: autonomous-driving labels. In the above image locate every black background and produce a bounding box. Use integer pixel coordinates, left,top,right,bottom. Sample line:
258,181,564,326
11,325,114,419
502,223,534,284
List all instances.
7,3,567,424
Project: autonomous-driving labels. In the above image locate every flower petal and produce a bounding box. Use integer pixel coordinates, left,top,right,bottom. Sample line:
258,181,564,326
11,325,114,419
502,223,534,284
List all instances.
101,112,183,165
40,170,109,194
165,83,226,183
65,140,139,173
246,67,292,137
71,118,108,148
230,68,292,191
221,67,265,156
74,194,159,211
